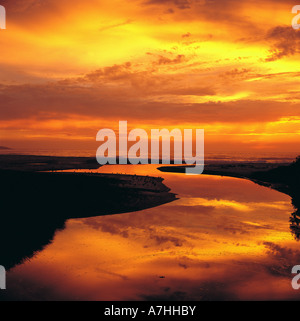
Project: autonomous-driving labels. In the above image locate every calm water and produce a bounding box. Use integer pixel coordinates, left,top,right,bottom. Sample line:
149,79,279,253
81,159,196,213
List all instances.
2,165,300,300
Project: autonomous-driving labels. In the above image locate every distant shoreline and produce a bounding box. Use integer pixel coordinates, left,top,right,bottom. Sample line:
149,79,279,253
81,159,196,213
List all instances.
0,154,100,171
158,163,292,197
0,153,291,172
0,153,297,199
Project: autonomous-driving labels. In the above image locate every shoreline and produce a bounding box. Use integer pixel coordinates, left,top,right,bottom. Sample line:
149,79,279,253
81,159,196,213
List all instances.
0,168,177,270
158,162,293,197
0,154,295,197
0,153,297,200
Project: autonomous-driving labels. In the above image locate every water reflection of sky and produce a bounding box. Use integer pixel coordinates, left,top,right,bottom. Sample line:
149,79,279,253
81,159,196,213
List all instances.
5,165,300,300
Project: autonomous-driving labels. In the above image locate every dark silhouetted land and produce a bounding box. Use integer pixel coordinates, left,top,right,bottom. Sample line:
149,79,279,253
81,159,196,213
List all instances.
0,155,177,270
0,154,99,171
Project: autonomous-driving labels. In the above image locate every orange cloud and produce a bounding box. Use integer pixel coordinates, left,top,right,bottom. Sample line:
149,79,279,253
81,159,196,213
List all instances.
0,0,300,154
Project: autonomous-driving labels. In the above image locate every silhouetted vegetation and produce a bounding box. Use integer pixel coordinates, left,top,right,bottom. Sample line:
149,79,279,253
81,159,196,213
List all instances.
251,156,300,241
251,156,300,191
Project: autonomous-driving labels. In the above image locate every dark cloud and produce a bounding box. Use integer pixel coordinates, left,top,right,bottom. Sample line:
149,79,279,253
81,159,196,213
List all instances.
144,0,191,10
263,242,299,261
77,62,133,82
156,54,185,65
220,68,251,79
71,55,186,86
182,32,191,38
265,26,300,61
149,234,183,247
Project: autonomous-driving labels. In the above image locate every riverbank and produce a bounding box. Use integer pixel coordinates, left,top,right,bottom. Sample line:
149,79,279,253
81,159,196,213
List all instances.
0,154,295,197
159,158,300,240
158,160,298,197
0,169,177,270
0,155,177,215
0,155,177,269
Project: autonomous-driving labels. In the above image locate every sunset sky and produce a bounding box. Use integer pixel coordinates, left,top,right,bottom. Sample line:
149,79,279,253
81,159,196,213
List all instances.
0,0,300,155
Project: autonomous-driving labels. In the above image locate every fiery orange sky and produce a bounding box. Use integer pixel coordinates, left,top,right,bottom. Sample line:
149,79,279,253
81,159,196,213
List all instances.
0,0,300,155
